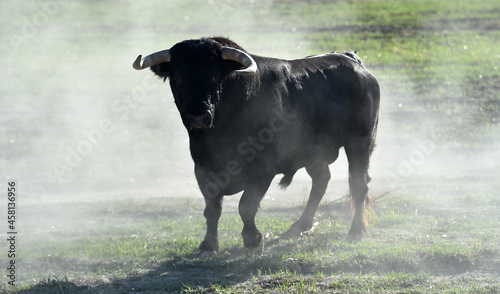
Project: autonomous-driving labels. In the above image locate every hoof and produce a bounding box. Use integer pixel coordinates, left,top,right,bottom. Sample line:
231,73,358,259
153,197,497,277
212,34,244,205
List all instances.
242,230,263,253
196,250,216,259
283,226,303,238
245,238,264,256
348,220,365,243
194,241,217,259
347,233,362,243
283,221,318,238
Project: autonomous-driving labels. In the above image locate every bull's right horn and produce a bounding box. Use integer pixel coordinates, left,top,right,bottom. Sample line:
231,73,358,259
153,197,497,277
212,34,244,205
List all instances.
133,50,171,70
221,47,257,75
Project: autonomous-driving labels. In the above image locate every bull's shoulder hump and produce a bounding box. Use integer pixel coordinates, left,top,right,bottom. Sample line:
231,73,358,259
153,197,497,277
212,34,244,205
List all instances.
302,51,364,65
252,55,293,76
285,54,360,77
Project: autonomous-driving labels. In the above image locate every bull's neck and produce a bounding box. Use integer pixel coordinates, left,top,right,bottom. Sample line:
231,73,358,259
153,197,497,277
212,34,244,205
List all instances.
187,128,220,166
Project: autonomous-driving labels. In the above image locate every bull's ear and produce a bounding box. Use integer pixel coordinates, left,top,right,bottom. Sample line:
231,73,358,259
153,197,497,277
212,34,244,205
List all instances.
150,63,170,81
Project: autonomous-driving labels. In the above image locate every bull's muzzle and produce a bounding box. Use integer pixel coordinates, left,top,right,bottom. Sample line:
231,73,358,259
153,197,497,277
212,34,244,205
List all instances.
186,112,213,130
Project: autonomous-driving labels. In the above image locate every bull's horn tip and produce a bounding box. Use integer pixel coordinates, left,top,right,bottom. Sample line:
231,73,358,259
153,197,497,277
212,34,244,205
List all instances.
133,55,143,70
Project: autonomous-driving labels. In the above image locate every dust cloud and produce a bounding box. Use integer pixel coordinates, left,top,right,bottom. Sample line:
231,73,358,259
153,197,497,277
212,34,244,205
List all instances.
0,0,317,252
0,0,499,283
2,0,284,203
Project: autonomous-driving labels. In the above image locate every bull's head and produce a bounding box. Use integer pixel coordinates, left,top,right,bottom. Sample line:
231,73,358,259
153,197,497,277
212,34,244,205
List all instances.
133,39,257,131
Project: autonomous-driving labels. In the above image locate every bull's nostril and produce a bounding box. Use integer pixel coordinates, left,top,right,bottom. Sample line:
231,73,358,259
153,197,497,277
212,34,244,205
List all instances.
186,112,213,129
203,114,212,126
186,115,195,125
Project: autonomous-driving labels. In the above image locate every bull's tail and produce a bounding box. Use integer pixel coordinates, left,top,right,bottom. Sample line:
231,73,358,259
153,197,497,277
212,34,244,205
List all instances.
278,170,297,190
350,194,375,226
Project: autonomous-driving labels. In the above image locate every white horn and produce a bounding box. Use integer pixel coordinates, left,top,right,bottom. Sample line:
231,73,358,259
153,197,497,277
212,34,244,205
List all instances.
221,47,257,75
133,50,171,70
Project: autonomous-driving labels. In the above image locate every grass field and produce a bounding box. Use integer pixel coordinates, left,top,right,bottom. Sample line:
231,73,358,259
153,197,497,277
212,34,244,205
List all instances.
1,0,499,293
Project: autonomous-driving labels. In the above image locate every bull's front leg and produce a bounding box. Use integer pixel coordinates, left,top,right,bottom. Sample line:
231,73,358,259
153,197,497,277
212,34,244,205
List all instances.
198,195,223,256
239,176,273,253
195,165,224,256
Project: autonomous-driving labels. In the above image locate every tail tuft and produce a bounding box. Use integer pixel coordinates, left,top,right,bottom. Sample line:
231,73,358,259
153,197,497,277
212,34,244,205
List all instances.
350,194,373,226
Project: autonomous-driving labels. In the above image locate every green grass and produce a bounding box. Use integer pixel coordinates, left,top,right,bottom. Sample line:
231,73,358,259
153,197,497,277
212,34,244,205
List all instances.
4,194,499,293
292,0,500,145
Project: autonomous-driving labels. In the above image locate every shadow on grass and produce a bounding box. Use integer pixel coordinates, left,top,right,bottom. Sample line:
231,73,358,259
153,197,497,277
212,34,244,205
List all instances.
9,197,500,293
13,237,498,294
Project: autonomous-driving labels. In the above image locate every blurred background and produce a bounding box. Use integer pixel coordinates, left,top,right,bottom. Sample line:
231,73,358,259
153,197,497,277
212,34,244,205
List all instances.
2,0,498,203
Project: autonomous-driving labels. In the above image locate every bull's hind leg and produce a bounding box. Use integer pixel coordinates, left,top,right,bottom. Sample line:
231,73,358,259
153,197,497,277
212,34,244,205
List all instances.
239,176,273,252
345,136,374,242
285,162,331,236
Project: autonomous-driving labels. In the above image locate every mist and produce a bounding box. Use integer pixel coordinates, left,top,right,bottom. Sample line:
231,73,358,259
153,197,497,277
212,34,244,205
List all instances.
1,0,499,288
2,0,304,199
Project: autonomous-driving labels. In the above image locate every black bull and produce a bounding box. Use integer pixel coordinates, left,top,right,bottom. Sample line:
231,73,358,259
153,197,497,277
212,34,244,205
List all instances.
133,37,380,254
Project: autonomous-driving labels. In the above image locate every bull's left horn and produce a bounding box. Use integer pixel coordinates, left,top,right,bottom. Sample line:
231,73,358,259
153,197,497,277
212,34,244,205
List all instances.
133,50,171,70
221,47,257,75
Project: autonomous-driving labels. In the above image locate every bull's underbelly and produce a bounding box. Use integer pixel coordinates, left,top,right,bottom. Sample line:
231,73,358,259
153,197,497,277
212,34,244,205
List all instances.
276,139,342,173
192,107,346,195
194,134,342,194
